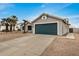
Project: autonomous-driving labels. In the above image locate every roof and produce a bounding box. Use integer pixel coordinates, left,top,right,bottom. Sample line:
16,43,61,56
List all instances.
32,13,70,25
20,20,31,26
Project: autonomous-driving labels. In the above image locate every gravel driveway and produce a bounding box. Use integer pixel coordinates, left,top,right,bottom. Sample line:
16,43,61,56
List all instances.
0,34,56,56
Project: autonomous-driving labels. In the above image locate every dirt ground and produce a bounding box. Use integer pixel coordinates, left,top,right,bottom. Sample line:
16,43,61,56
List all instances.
41,33,79,56
0,32,30,42
0,32,79,56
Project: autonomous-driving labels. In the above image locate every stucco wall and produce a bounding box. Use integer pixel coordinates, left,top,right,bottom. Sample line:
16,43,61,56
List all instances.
32,16,60,35
0,25,20,31
0,26,6,31
33,17,58,24
62,21,69,35
58,21,63,35
20,22,32,32
32,15,69,35
25,23,32,32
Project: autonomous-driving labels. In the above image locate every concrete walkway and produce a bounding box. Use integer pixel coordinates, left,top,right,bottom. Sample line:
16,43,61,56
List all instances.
66,33,75,39
0,34,56,56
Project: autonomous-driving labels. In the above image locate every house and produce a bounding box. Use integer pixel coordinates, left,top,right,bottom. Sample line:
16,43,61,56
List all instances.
0,21,6,31
20,21,32,33
0,21,20,32
31,13,70,35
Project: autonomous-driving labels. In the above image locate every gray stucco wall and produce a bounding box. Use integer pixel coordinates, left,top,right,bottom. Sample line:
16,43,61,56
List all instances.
32,15,69,35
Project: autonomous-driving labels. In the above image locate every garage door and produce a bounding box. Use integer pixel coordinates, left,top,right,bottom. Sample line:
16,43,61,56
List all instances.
35,23,57,35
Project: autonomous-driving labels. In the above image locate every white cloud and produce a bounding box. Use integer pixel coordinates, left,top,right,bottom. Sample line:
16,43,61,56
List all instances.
56,3,72,12
67,15,79,28
68,15,79,18
68,15,79,22
60,15,79,28
70,23,79,28
0,3,14,11
40,3,72,15
0,3,15,15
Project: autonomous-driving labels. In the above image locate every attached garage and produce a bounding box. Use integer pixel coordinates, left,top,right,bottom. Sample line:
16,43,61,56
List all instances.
32,13,70,35
35,23,57,35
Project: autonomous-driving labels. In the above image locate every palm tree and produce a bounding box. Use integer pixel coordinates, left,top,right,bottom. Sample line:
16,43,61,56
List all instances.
6,15,18,32
10,15,18,31
1,15,18,32
1,18,9,32
7,17,12,32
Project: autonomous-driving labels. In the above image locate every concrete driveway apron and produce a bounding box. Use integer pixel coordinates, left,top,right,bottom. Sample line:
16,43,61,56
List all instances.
0,34,56,56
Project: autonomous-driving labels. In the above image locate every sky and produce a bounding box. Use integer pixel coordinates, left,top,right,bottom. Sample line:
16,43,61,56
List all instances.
0,3,79,28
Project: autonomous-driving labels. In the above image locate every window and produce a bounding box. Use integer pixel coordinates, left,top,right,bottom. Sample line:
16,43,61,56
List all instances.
28,26,32,30
41,16,47,20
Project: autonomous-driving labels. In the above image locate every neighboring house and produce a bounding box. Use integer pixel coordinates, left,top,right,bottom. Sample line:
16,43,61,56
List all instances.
0,25,6,31
20,21,32,33
26,22,32,32
0,21,20,31
0,21,6,31
31,13,70,35
15,23,22,31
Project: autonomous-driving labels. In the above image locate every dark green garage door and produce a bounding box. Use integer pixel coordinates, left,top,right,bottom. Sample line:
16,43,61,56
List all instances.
35,23,57,35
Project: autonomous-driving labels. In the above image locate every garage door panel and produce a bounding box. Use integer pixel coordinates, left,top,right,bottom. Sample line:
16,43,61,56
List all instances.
35,23,57,35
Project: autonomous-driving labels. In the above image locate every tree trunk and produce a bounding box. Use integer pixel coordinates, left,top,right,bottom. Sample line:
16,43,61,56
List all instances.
23,22,26,33
10,24,12,32
13,25,15,31
6,23,9,32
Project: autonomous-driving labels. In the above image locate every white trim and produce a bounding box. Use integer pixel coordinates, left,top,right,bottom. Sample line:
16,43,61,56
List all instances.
34,21,58,24
32,25,35,34
57,21,59,35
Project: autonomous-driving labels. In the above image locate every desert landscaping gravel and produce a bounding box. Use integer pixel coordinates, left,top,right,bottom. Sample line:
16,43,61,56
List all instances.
41,33,79,56
0,32,31,42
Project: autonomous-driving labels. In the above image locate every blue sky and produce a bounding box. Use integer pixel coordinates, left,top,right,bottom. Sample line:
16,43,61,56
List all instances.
0,3,79,28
